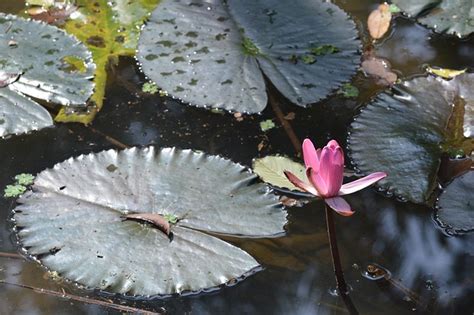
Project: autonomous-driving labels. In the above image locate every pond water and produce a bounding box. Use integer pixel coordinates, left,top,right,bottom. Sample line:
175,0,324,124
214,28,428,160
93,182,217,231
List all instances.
0,0,473,314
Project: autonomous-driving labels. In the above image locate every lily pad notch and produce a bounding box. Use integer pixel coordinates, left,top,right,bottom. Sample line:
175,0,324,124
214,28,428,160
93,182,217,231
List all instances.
13,147,287,297
0,14,95,137
137,0,361,113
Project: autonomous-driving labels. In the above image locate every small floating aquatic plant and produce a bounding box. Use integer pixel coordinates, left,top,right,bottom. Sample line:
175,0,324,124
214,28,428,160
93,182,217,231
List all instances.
284,139,386,295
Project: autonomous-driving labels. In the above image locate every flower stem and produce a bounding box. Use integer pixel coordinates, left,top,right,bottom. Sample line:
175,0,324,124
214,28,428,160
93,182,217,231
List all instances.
325,205,359,315
325,204,349,295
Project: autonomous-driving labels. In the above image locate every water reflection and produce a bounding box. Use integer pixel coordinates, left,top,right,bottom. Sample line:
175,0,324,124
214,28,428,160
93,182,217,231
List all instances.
353,191,474,309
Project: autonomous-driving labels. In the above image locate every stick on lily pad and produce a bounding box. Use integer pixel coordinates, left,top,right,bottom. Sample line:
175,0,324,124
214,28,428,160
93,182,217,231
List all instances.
13,147,287,296
137,0,360,113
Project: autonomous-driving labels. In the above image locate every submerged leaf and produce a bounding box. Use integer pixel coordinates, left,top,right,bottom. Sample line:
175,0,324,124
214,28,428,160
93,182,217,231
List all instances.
361,56,397,86
253,156,308,191
437,171,474,233
137,0,360,113
54,0,159,124
13,147,286,296
348,73,474,204
0,14,94,137
392,0,474,37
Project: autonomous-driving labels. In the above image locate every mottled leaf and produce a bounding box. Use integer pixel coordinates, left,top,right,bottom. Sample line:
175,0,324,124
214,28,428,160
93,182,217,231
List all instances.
0,14,94,136
13,147,286,296
392,0,474,37
437,171,474,233
54,0,159,124
137,0,360,113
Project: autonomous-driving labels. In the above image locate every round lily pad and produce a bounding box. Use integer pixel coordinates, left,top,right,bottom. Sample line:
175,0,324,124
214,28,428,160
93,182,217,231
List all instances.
0,14,95,136
137,0,360,113
348,74,474,204
436,171,474,233
392,0,474,37
13,147,286,296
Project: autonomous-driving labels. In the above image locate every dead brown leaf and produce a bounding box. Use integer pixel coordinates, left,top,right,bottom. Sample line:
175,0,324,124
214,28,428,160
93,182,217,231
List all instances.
367,3,392,39
123,213,171,236
27,4,77,26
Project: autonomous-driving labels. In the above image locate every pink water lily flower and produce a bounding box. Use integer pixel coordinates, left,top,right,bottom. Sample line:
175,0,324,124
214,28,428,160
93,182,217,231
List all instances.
284,139,387,216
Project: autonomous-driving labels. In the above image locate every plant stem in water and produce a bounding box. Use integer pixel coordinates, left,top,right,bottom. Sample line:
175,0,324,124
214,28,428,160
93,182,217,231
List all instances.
325,205,359,315
325,204,348,294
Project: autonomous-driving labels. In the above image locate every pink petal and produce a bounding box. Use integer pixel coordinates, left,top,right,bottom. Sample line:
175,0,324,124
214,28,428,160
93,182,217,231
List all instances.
318,140,344,196
302,139,320,172
325,197,354,216
284,171,320,196
307,167,328,197
339,172,387,196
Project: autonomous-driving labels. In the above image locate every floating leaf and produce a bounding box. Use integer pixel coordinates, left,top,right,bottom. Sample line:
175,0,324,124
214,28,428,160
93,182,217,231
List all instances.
14,173,35,186
338,83,359,98
4,184,26,198
437,171,474,233
392,0,474,37
260,119,276,132
0,14,94,137
253,156,308,191
142,81,159,94
367,3,392,39
137,0,360,113
348,73,474,204
54,0,159,124
13,147,286,296
389,4,401,13
426,66,467,79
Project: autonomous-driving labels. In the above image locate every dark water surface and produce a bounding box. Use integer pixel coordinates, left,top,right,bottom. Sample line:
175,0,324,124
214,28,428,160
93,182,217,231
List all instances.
1,1,473,314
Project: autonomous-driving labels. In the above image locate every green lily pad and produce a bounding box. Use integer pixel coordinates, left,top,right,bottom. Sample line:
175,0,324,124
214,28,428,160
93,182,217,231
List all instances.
54,0,159,124
0,14,94,137
392,0,474,37
437,171,474,233
348,73,474,204
252,156,308,191
137,0,360,113
13,147,287,296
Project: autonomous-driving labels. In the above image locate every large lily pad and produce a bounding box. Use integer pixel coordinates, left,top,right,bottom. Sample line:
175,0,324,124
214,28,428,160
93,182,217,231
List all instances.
392,0,474,37
0,14,94,137
436,171,474,233
348,73,474,204
137,0,360,113
53,0,159,124
13,147,287,296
